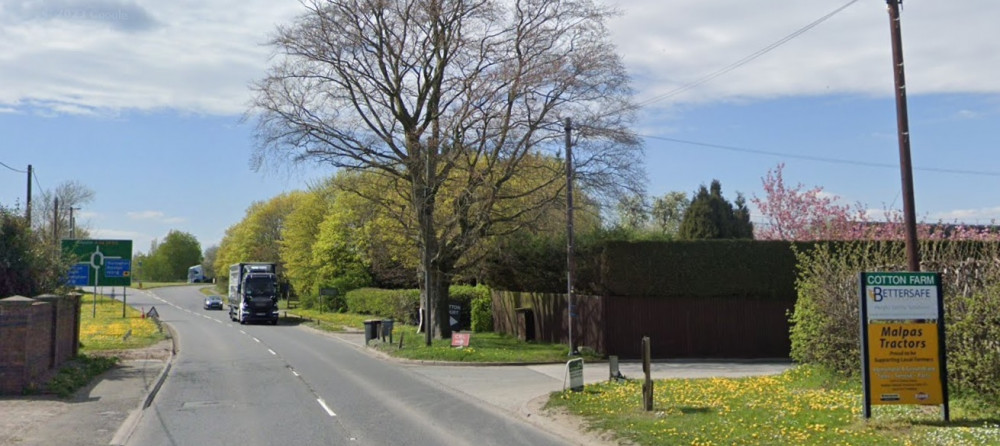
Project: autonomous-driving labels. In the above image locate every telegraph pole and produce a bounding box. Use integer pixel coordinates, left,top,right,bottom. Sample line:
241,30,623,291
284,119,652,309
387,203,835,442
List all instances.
52,197,59,245
25,164,33,223
886,0,920,271
69,207,80,238
565,118,577,355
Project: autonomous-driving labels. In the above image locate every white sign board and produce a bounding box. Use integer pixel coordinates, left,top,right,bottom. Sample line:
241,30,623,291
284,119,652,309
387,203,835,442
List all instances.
567,358,584,392
863,273,938,320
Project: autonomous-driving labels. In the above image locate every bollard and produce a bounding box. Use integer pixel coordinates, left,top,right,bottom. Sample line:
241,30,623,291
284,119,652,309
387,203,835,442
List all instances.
642,336,653,411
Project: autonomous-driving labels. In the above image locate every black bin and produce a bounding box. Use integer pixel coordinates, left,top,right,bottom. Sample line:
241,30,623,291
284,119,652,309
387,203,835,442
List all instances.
380,319,394,342
363,319,381,344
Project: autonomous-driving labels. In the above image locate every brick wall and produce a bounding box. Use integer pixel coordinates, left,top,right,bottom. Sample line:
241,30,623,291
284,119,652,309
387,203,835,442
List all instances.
0,294,81,395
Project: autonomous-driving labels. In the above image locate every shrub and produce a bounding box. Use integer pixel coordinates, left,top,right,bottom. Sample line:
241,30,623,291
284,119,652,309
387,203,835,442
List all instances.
790,239,1000,399
471,295,493,332
788,242,899,374
344,288,421,323
947,285,1000,400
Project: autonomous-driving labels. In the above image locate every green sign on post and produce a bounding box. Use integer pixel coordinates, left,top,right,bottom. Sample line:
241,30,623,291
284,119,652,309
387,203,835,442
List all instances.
62,239,133,287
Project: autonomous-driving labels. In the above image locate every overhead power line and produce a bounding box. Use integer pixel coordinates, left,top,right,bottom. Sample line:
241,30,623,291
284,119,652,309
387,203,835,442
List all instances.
0,160,27,173
644,134,1000,177
636,0,861,108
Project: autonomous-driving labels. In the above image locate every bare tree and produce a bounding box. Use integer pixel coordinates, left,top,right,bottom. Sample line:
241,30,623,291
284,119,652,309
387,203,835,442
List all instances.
33,180,95,245
249,0,643,339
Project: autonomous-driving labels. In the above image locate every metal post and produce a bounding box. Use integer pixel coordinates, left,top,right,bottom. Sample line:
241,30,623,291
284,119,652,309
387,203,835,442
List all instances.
886,0,920,271
565,118,577,355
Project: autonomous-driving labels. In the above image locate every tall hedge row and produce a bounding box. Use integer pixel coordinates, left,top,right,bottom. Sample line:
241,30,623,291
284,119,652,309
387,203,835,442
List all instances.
790,240,1000,400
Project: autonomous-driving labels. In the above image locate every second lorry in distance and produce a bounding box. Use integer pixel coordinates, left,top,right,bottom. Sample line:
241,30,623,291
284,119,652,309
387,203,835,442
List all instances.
228,262,279,325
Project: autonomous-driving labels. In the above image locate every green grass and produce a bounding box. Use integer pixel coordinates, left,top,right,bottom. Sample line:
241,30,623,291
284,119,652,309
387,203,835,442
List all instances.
132,281,187,289
78,294,167,352
547,364,1000,446
372,331,600,363
279,301,590,363
278,301,373,332
41,355,119,397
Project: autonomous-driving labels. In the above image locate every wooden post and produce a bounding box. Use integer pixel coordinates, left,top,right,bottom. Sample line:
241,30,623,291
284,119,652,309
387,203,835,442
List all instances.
642,336,653,411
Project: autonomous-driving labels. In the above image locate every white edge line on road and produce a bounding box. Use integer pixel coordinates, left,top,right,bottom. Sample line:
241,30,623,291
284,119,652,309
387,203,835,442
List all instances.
317,399,336,417
268,349,276,355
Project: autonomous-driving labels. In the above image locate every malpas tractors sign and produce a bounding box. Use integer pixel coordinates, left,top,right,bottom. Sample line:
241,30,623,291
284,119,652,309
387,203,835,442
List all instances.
859,272,949,421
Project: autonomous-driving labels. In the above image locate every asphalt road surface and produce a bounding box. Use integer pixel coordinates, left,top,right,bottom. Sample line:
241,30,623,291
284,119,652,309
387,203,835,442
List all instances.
124,286,571,446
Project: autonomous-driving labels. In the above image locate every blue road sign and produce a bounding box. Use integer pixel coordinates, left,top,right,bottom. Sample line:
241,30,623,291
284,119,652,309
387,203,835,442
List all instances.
68,263,89,286
104,259,131,278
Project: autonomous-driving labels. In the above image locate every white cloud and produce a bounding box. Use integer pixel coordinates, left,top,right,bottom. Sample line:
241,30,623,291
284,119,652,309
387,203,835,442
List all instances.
127,210,185,224
609,1,1000,108
955,109,980,120
930,207,1000,224
1,1,998,116
0,0,302,115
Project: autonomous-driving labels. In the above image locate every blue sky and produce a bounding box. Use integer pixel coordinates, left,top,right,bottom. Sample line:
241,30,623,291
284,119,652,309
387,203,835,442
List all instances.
2,0,999,254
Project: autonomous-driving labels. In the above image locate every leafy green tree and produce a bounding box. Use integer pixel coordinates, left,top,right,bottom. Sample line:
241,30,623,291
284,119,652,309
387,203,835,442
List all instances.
678,180,753,240
615,194,649,232
215,192,304,278
143,230,202,281
202,245,219,280
280,182,337,298
1,206,67,296
651,191,690,235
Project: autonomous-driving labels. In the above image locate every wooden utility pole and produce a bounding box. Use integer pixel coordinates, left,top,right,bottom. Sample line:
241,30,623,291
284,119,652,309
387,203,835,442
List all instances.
887,0,920,271
25,164,32,223
52,197,59,245
565,118,577,355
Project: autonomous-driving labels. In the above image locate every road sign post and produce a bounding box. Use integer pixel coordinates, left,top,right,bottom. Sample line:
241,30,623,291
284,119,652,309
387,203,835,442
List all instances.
62,240,133,317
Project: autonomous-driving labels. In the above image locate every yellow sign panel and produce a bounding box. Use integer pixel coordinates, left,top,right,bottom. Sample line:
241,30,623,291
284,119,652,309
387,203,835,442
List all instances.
867,322,942,405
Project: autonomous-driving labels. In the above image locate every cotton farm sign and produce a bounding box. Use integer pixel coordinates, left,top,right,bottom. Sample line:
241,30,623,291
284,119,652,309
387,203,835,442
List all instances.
859,272,949,421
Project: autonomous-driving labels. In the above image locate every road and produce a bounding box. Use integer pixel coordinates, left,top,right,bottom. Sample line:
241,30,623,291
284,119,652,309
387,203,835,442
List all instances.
124,286,572,446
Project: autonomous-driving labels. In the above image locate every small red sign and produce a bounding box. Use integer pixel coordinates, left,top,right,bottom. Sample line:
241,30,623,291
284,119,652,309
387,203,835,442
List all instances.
451,333,471,348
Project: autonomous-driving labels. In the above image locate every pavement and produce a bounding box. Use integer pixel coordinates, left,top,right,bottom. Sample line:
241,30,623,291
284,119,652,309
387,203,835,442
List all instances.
0,324,791,446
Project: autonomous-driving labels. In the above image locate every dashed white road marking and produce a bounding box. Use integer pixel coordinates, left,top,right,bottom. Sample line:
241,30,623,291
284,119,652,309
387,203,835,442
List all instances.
268,349,276,355
317,399,336,417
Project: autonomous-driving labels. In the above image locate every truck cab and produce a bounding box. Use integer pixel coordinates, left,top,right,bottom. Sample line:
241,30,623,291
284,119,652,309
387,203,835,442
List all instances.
228,262,279,325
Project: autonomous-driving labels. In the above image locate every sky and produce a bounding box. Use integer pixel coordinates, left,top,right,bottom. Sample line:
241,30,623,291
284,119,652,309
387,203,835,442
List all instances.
1,0,999,254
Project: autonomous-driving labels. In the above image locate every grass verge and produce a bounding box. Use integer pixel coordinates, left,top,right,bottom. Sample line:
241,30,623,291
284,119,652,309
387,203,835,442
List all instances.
278,301,372,332
79,294,167,352
42,355,120,397
279,301,590,363
131,281,187,289
371,331,600,363
547,364,1000,445
35,294,166,397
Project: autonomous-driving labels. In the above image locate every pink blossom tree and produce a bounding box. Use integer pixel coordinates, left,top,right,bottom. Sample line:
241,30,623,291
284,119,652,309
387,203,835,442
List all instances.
751,163,866,240
754,163,1000,241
